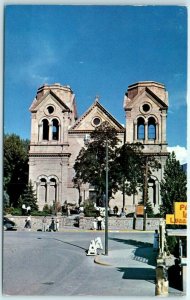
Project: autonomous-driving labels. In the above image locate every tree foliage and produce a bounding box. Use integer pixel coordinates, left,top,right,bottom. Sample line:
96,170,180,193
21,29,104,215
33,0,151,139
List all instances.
73,122,153,205
160,151,187,216
19,180,38,211
4,134,29,207
73,122,120,205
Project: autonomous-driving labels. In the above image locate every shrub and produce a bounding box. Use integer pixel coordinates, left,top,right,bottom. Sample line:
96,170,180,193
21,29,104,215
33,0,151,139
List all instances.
84,199,97,217
11,208,22,216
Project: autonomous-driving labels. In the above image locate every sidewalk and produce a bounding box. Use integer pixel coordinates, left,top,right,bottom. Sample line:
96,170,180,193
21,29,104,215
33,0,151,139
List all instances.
94,247,158,268
94,247,185,297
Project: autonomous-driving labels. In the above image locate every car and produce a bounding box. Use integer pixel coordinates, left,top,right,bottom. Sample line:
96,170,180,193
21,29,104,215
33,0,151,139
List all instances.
3,217,17,231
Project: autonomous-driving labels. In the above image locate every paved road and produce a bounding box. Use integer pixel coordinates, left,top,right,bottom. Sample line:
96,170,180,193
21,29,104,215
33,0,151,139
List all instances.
2,230,181,297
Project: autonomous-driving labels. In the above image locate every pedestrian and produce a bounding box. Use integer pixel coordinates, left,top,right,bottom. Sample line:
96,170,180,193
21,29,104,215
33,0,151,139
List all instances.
24,215,31,231
42,216,47,232
67,207,70,216
97,215,102,230
49,217,56,232
56,218,59,232
153,229,159,251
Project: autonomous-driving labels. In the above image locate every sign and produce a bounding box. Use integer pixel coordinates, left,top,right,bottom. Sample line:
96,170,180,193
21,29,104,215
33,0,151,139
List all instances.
135,205,144,215
166,202,187,225
174,202,187,219
166,214,175,225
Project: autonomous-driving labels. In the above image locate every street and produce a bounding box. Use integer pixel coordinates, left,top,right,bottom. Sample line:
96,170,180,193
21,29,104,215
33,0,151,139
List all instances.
2,230,182,297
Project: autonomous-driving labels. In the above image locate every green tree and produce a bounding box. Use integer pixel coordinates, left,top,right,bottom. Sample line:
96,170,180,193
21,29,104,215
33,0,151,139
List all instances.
4,134,29,207
73,122,120,206
160,151,187,216
73,123,148,206
19,180,38,211
115,142,145,196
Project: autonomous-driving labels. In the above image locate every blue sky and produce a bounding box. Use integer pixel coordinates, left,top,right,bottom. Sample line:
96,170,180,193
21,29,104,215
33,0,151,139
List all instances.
4,5,187,152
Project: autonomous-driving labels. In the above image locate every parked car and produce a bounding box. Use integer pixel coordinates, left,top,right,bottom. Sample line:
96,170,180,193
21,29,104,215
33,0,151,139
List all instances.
3,217,17,231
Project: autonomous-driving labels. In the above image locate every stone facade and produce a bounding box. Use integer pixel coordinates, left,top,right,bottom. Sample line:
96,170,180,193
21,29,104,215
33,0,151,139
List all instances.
28,81,168,213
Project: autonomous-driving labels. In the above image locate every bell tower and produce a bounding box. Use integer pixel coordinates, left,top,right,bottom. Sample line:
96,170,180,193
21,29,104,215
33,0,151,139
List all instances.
123,81,169,212
28,83,77,210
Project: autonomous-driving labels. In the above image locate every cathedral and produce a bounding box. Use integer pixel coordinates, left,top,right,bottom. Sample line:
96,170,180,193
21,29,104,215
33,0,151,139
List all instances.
28,81,169,213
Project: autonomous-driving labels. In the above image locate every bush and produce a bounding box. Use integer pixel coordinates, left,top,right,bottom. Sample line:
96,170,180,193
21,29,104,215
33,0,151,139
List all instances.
166,236,179,257
11,208,22,216
43,204,51,214
31,210,48,216
84,199,97,217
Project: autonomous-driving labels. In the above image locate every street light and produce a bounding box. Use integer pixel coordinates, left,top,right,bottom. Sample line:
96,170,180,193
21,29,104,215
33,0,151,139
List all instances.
84,133,109,255
105,137,109,255
143,156,148,231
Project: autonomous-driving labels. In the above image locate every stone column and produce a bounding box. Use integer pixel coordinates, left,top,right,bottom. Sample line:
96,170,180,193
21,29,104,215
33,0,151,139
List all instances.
46,181,50,204
49,123,53,141
38,124,43,141
156,122,159,142
134,121,137,141
145,121,148,141
161,112,167,143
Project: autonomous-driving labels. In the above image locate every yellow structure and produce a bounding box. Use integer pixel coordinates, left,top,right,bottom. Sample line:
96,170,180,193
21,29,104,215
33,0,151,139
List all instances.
166,202,187,225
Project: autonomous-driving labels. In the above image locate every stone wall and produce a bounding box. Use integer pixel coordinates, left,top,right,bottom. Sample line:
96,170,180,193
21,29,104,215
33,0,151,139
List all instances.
6,216,161,231
79,216,161,231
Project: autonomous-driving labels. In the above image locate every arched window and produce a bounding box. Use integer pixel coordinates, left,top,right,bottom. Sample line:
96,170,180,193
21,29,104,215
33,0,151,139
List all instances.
39,178,47,203
137,117,145,139
52,119,59,140
49,178,57,204
42,119,49,140
148,117,156,140
148,178,156,206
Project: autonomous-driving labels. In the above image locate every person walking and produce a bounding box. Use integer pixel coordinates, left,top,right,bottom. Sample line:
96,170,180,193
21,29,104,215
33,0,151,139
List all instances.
56,218,59,232
49,217,56,232
97,215,102,230
153,229,159,251
42,216,47,232
24,215,31,231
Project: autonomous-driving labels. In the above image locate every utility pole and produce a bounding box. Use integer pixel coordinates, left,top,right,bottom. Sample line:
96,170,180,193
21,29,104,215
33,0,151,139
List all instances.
105,137,109,255
143,156,148,231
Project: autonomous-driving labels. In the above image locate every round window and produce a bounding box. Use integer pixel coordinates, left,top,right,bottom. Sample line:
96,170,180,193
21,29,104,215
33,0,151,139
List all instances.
47,106,54,114
142,103,150,112
92,117,101,127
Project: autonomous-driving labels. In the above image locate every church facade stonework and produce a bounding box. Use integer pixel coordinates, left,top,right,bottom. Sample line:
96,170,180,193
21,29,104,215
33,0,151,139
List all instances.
28,81,168,213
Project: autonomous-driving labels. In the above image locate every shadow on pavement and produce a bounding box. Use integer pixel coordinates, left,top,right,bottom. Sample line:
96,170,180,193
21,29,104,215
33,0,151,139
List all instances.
109,237,152,248
117,267,155,283
38,236,87,251
109,237,157,266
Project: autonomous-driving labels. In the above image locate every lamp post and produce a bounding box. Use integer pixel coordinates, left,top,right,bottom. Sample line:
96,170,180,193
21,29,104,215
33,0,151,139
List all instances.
143,156,148,231
105,137,109,255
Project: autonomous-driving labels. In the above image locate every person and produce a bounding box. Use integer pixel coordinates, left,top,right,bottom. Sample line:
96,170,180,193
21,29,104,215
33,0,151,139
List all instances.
67,207,70,216
56,218,59,232
153,229,159,251
24,215,31,231
49,217,56,232
42,216,47,232
97,215,102,230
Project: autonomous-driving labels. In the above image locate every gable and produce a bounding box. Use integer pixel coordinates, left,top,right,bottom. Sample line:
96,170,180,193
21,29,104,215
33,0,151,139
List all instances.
29,90,70,113
126,87,168,110
70,100,125,132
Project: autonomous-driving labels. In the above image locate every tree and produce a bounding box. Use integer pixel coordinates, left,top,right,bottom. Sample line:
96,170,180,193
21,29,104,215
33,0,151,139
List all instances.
73,123,149,206
19,180,38,211
4,134,29,207
115,142,145,196
160,151,187,216
73,122,120,206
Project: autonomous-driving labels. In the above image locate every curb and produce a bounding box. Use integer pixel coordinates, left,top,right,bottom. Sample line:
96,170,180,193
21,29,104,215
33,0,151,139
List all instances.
94,254,113,267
